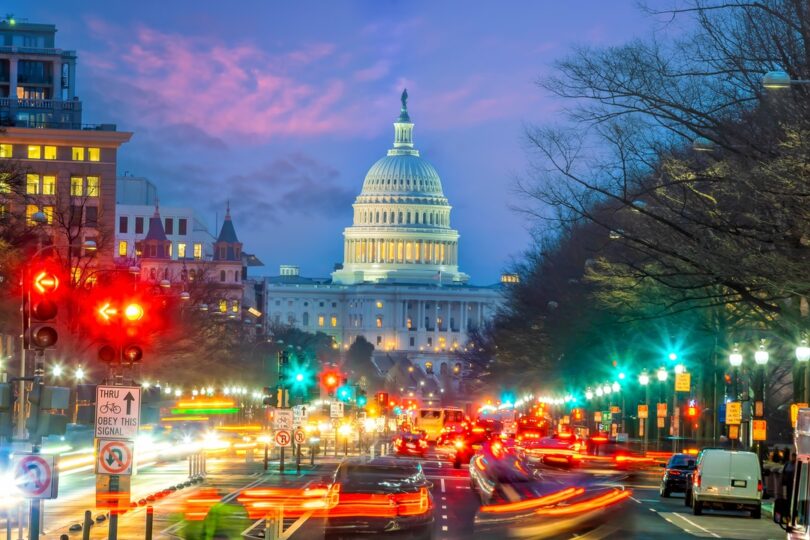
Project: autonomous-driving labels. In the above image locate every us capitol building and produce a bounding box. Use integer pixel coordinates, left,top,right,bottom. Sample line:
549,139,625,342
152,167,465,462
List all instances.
262,91,502,372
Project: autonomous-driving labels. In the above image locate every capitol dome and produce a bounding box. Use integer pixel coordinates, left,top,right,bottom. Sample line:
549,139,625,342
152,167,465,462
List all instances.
332,90,469,286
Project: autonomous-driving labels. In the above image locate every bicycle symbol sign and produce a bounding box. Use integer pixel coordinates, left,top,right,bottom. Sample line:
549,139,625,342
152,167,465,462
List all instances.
95,385,141,440
274,430,292,447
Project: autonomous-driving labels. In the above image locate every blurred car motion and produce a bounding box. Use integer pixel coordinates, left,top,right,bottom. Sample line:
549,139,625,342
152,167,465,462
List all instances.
326,458,434,539
469,440,544,505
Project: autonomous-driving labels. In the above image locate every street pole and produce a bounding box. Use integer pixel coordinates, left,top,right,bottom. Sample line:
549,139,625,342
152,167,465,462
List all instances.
16,268,27,441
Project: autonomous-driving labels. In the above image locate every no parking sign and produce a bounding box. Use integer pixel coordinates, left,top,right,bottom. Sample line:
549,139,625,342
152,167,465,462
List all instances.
13,453,58,499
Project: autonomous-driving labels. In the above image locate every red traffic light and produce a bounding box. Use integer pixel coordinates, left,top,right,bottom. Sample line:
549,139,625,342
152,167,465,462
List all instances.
32,271,59,294
323,372,339,389
124,303,144,322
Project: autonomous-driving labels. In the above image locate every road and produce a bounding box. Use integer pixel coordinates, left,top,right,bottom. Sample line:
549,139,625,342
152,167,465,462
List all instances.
25,447,786,539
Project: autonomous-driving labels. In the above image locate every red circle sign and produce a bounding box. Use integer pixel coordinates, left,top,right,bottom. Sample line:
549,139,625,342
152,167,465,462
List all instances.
99,441,133,474
294,429,306,444
275,430,291,446
16,456,51,497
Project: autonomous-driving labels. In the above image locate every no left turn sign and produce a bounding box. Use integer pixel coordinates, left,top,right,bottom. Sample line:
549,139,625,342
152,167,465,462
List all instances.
96,439,134,476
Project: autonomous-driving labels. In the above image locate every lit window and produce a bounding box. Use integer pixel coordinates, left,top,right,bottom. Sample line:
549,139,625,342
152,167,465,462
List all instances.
27,145,41,159
318,315,325,327
193,243,202,259
376,316,383,328
86,176,99,197
219,299,227,313
0,144,12,158
88,148,100,162
231,300,239,313
43,146,56,160
167,243,173,257
118,240,128,257
331,315,337,327
25,174,39,195
42,175,56,195
407,318,412,329
25,205,39,224
71,147,85,161
376,301,383,309
70,177,83,196
177,243,186,258
42,206,54,224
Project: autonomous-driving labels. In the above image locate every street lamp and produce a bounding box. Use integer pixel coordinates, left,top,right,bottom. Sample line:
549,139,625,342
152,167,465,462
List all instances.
75,367,85,381
638,370,650,452
762,70,810,90
729,344,743,401
51,365,63,378
754,341,769,423
656,367,668,382
595,387,604,397
797,338,810,402
602,383,611,395
638,371,650,386
585,388,594,400
674,364,686,375
611,381,620,393
754,342,769,366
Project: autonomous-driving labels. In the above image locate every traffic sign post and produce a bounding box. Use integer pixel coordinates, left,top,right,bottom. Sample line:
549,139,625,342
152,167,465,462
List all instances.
275,430,291,473
330,402,344,418
96,439,134,476
13,453,58,540
95,385,141,439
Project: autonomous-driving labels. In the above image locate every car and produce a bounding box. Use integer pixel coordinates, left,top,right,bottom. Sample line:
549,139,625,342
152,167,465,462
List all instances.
394,431,429,457
469,440,544,505
520,432,583,467
326,458,434,539
659,453,696,497
689,449,762,518
450,426,490,468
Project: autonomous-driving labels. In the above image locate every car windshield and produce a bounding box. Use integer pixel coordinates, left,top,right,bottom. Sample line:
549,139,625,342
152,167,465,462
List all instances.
420,410,441,419
668,455,694,469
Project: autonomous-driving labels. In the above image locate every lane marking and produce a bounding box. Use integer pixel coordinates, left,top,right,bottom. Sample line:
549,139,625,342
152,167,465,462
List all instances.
668,512,721,538
629,496,642,504
441,478,446,493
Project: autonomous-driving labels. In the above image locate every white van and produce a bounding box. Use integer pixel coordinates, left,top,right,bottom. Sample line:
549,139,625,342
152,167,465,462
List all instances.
690,449,762,518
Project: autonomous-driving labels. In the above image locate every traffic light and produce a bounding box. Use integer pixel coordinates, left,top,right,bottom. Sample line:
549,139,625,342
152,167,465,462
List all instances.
336,385,352,402
26,378,69,444
25,269,61,350
357,390,367,407
686,399,698,418
0,383,13,439
376,392,389,407
94,298,147,365
322,371,340,397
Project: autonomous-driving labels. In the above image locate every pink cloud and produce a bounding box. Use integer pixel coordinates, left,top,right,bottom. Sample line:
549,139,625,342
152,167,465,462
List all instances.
354,60,390,82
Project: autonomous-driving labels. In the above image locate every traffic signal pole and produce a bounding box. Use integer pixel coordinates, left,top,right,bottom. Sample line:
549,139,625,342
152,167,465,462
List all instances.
16,269,28,441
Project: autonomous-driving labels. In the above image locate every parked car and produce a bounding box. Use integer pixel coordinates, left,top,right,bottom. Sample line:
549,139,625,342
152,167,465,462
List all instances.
660,453,696,497
688,449,762,518
326,458,434,539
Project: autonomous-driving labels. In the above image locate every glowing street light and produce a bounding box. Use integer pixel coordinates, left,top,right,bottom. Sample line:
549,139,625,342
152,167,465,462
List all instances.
638,371,650,386
75,367,85,381
585,388,594,400
51,365,63,377
729,345,744,367
754,342,770,366
611,381,620,393
656,367,668,382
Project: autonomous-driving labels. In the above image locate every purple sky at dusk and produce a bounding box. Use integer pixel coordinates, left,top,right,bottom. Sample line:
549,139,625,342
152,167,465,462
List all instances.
12,1,676,283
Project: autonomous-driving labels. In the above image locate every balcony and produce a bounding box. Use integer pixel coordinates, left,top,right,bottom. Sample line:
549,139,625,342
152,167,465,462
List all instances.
0,97,81,111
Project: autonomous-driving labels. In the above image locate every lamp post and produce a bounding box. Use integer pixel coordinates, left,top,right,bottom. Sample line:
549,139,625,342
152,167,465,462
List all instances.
639,371,650,452
754,341,769,414
656,367,668,450
762,70,810,90
796,338,810,403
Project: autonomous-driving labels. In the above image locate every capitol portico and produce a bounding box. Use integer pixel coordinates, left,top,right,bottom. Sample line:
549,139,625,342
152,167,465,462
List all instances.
261,91,501,371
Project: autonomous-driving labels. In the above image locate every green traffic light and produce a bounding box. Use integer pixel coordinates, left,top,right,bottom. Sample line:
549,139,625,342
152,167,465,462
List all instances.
295,373,304,383
357,395,367,407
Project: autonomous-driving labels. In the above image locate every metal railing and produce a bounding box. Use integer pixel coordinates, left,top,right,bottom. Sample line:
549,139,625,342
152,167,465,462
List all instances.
0,97,81,111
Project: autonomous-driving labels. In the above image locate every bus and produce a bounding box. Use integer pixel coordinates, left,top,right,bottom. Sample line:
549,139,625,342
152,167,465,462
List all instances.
774,407,810,538
414,407,465,442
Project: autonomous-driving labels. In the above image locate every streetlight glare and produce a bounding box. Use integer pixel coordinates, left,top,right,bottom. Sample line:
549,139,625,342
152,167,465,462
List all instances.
75,367,85,380
656,367,668,382
638,372,650,386
797,339,810,363
729,346,744,367
51,365,63,377
754,344,770,365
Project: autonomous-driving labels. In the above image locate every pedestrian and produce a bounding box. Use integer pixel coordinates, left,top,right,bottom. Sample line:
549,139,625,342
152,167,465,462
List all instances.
783,452,797,498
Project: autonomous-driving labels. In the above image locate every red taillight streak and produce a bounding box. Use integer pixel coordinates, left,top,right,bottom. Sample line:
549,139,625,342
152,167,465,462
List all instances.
694,474,701,487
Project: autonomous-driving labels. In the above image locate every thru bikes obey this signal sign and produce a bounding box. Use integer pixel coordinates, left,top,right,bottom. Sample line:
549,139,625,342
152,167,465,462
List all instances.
95,385,141,440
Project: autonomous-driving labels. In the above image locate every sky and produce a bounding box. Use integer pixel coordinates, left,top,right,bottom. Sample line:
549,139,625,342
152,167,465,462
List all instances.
10,1,673,283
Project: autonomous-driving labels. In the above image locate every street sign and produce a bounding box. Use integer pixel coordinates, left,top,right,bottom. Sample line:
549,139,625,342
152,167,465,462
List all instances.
13,454,58,499
609,406,621,414
294,428,306,445
726,401,742,425
330,402,344,418
753,419,767,441
638,404,648,419
292,405,308,426
791,403,809,427
729,424,740,440
274,409,294,431
656,403,667,418
594,411,602,423
657,417,665,428
675,373,691,392
95,385,141,440
96,439,134,476
274,430,292,447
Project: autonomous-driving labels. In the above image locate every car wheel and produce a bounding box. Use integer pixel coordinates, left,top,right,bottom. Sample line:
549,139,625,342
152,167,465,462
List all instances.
660,485,670,498
684,489,692,506
692,498,703,516
751,505,761,519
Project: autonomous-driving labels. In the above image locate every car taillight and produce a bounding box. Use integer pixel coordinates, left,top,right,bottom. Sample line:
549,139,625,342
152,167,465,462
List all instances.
327,483,341,509
393,487,431,516
694,474,701,488
454,440,465,449
757,479,762,492
395,438,403,446
419,439,428,448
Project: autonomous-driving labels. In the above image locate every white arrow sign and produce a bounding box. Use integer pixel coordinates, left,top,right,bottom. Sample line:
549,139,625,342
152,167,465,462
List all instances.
95,385,141,440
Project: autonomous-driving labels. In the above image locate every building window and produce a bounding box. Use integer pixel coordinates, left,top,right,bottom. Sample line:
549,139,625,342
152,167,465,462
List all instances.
165,218,173,235
178,218,187,235
86,176,99,197
177,243,186,258
71,147,85,161
427,337,433,347
193,243,202,259
167,243,173,257
318,315,325,327
42,146,57,160
70,176,83,196
331,302,337,308
425,361,434,374
118,241,128,257
409,337,415,347
406,317,412,329
42,206,54,224
119,216,128,233
88,148,100,162
27,145,41,159
220,270,226,282
85,206,98,227
25,205,39,224
331,315,338,327
219,299,227,313
376,316,383,328
377,336,382,346
376,301,383,309
302,313,309,326
25,174,39,195
231,300,239,313
0,144,12,158
135,217,144,234
42,175,56,195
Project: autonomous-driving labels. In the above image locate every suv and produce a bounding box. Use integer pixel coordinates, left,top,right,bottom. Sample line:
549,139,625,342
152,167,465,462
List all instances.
688,449,762,518
660,453,696,497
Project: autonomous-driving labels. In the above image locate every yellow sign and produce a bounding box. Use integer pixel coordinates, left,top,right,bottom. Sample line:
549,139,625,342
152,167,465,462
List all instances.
610,406,621,414
729,424,739,440
638,404,648,419
657,417,665,428
594,412,602,423
675,373,691,392
752,419,767,441
656,403,667,418
726,401,742,425
791,403,809,427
